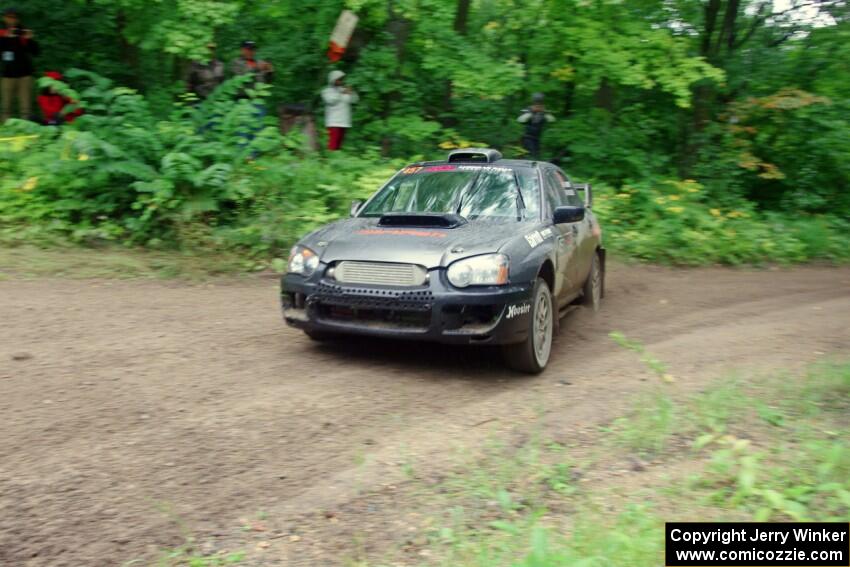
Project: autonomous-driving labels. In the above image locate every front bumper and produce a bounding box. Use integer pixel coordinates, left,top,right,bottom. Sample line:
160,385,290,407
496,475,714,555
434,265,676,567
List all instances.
281,269,534,345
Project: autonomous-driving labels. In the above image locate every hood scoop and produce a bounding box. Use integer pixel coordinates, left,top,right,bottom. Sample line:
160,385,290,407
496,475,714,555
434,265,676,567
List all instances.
377,212,467,229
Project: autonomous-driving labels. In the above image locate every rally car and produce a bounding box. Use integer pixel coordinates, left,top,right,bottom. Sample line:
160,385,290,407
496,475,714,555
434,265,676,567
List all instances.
281,148,604,373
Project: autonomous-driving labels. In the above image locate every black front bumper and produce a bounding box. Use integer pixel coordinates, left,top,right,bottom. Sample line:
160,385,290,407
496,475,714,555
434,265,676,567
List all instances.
281,270,534,345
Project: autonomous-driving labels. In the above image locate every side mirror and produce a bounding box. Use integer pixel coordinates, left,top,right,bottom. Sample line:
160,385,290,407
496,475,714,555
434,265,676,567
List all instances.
350,200,364,217
575,183,592,208
553,205,585,224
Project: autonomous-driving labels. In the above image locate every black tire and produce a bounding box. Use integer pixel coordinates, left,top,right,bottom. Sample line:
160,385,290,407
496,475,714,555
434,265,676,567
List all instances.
502,278,554,374
581,252,603,311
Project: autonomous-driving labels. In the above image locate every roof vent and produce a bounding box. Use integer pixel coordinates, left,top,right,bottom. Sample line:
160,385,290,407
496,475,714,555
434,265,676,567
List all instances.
447,148,502,164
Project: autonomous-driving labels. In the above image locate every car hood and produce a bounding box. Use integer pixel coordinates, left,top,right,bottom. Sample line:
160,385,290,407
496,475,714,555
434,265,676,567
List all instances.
302,217,536,269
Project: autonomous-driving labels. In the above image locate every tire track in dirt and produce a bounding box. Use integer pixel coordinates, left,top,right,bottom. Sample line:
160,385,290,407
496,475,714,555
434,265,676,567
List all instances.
0,262,848,566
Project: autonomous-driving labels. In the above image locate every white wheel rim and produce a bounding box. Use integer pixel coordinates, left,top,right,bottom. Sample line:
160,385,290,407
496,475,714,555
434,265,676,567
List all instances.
533,287,553,366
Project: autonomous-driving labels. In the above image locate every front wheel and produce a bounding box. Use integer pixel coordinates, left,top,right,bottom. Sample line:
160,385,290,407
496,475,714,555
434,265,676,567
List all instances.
502,278,554,374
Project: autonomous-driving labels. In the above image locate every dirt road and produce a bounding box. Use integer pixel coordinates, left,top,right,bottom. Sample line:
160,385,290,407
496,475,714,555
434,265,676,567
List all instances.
1,262,848,566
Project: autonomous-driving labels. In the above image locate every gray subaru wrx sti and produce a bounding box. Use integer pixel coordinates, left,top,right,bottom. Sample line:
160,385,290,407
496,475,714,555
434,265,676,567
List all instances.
281,148,605,373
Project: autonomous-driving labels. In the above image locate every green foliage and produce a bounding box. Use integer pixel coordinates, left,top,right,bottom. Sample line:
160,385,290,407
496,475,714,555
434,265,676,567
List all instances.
692,366,850,523
3,0,850,265
154,545,245,567
0,71,396,257
594,179,850,265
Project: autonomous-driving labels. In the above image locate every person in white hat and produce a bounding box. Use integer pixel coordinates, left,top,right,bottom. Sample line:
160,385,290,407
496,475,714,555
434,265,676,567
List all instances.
321,69,358,150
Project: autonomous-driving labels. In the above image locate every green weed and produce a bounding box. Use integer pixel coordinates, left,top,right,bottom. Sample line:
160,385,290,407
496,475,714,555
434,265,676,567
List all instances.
409,361,849,567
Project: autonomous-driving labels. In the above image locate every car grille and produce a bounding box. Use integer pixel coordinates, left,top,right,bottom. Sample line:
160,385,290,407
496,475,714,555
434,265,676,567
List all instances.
334,261,427,287
312,283,433,331
315,283,433,311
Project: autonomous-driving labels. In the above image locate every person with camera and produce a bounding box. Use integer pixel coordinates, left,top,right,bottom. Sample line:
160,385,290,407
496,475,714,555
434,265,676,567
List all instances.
322,70,358,151
517,92,555,161
230,40,274,94
0,7,39,122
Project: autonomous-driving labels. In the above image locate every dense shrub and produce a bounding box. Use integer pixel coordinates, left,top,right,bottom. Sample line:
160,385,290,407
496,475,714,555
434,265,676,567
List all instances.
593,179,850,265
0,71,399,257
1,71,847,267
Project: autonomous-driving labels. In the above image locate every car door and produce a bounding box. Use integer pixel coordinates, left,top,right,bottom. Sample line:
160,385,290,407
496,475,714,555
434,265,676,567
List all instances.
555,168,594,286
542,168,579,305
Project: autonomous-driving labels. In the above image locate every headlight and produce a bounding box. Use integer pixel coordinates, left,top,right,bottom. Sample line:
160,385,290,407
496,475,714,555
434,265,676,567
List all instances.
288,245,320,276
447,254,509,288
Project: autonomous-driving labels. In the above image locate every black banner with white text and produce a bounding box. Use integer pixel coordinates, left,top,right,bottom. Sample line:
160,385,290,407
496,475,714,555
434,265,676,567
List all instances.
665,522,849,566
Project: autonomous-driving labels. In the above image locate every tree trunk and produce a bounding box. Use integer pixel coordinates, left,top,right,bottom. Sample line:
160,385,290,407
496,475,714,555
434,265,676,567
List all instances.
701,0,722,60
718,0,741,56
442,0,471,128
594,78,614,112
380,1,411,155
454,0,470,34
115,11,141,89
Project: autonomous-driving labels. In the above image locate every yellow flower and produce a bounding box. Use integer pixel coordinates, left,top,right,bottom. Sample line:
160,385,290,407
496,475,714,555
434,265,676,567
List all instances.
667,206,684,214
21,176,38,191
78,153,90,161
710,208,722,217
668,194,681,201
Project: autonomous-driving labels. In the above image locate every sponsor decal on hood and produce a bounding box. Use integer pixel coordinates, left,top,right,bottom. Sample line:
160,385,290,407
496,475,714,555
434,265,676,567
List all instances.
356,228,447,238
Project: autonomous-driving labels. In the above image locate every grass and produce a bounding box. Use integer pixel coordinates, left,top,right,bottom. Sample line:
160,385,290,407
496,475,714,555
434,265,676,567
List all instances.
0,244,267,280
384,359,850,567
151,547,246,567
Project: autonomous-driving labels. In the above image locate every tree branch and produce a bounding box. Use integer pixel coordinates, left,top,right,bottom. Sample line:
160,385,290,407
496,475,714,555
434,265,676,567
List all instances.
732,1,770,50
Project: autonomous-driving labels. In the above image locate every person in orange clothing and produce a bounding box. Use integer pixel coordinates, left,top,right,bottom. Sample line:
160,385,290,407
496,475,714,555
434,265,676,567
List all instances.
37,71,82,125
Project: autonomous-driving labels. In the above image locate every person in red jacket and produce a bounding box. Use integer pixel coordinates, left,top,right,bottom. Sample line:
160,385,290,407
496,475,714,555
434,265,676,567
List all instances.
37,71,81,125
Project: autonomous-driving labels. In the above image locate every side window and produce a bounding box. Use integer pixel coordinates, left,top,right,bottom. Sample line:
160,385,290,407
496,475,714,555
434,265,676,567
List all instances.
543,170,564,216
556,169,583,207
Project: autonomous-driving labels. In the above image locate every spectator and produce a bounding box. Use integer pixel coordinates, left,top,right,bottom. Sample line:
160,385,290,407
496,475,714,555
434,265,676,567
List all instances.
187,42,224,100
321,70,357,151
230,40,273,154
517,92,554,160
37,71,82,125
230,40,273,93
0,7,39,122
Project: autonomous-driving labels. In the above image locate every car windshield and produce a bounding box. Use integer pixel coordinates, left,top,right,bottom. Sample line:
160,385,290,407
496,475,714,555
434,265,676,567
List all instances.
359,165,539,221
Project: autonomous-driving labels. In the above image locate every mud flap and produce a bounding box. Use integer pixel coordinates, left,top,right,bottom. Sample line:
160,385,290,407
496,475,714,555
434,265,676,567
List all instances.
599,248,606,298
